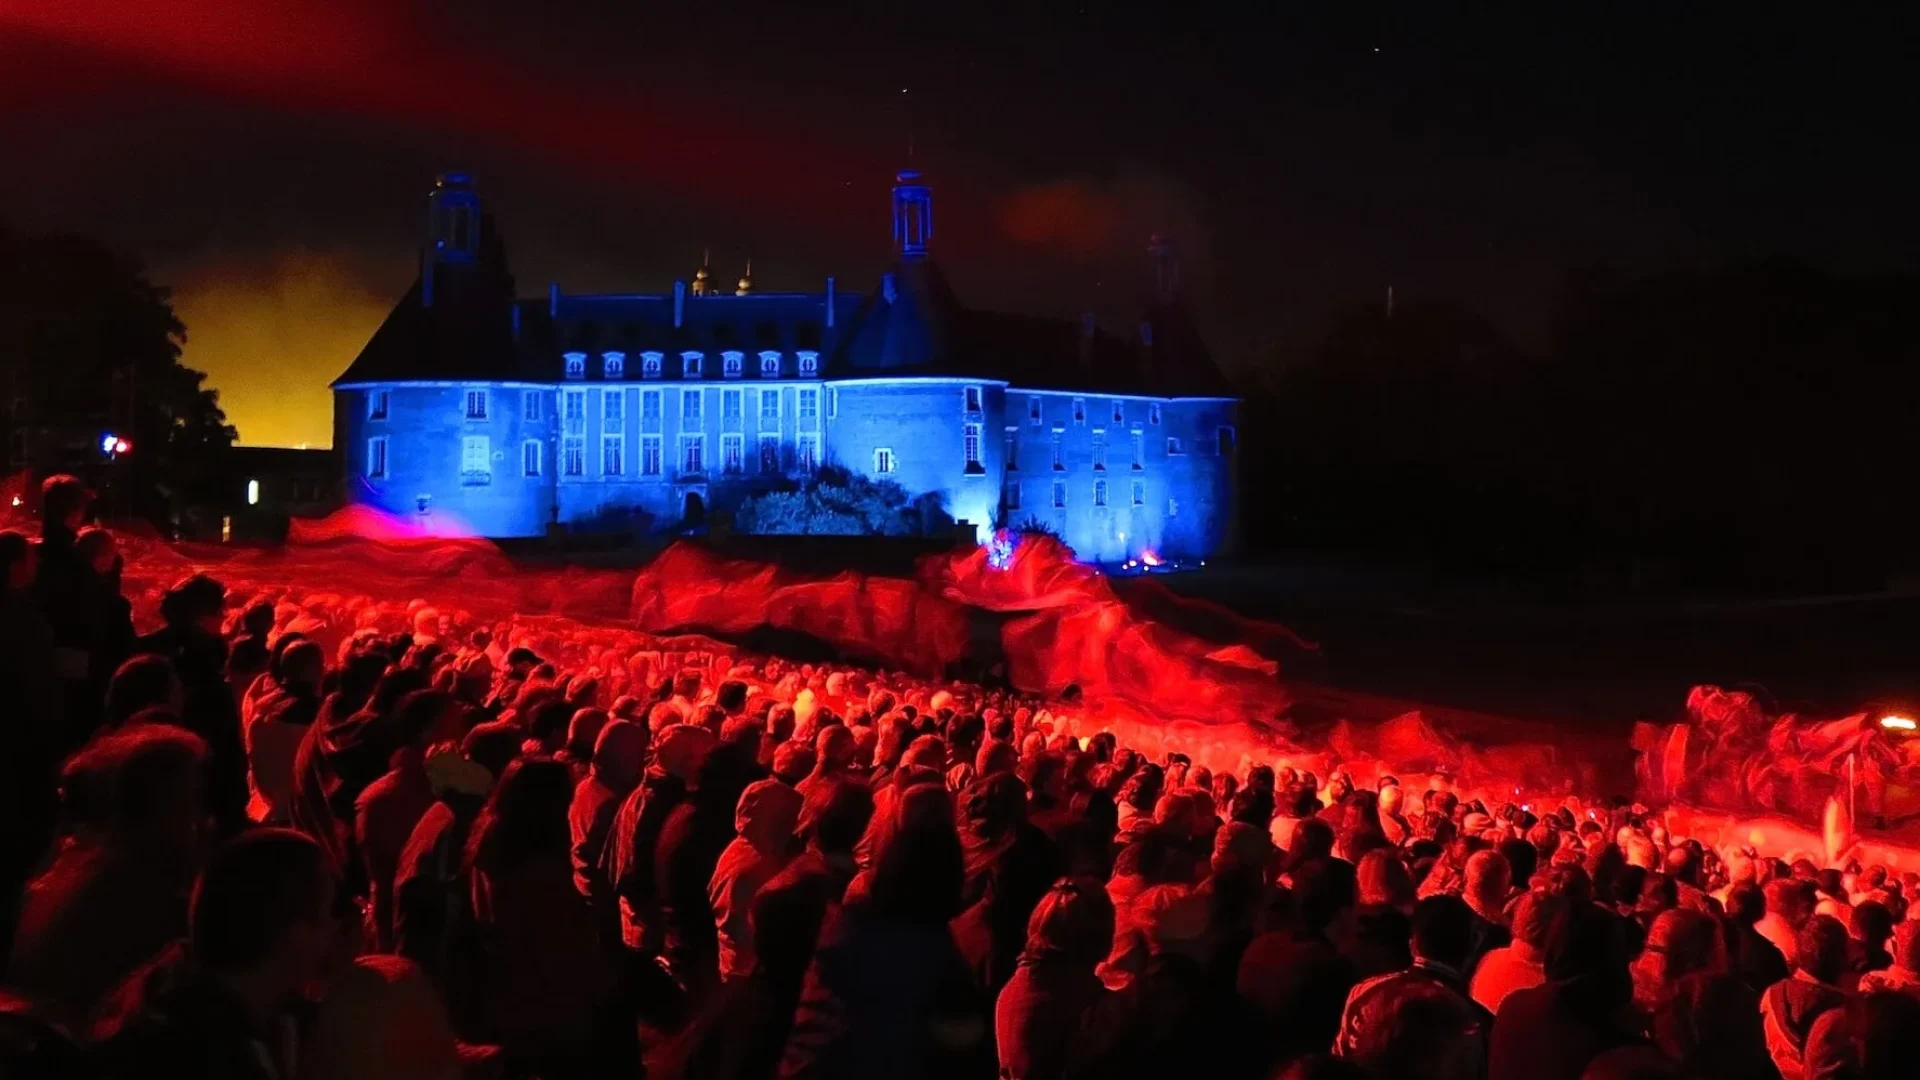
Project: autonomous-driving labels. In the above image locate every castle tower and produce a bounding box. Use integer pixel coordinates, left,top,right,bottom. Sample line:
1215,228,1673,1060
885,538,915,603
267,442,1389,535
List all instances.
892,169,932,258
423,171,481,307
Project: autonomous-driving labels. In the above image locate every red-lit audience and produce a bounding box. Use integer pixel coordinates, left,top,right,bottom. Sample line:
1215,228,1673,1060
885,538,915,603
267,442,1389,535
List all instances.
7,482,1920,1079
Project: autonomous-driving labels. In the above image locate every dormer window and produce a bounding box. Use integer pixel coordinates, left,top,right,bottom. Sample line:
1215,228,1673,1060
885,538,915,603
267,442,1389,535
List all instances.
758,350,781,377
602,351,625,379
640,351,663,378
681,351,703,378
722,350,744,378
563,352,587,379
964,386,983,414
797,350,819,377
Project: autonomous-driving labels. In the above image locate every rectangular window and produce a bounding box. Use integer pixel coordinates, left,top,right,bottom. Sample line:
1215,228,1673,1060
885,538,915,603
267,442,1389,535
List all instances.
964,385,983,413
722,433,744,474
1004,428,1018,471
681,435,705,474
368,390,389,421
641,389,662,433
1091,429,1107,472
366,436,388,478
682,389,702,425
682,352,702,378
1218,425,1236,453
1168,496,1179,517
464,388,488,420
1051,426,1065,471
1131,428,1145,470
964,423,983,473
759,434,780,473
461,435,490,482
798,389,819,427
602,434,625,476
796,434,819,471
874,447,895,474
1131,479,1145,506
522,440,541,477
828,388,837,420
1003,479,1021,511
1029,396,1042,426
1167,436,1184,455
1094,479,1109,507
722,351,743,378
1149,402,1162,425
1112,400,1124,424
522,390,541,422
641,435,662,476
1072,397,1086,425
1051,479,1067,509
563,437,585,477
722,389,743,430
760,388,780,423
603,389,623,426
562,388,586,434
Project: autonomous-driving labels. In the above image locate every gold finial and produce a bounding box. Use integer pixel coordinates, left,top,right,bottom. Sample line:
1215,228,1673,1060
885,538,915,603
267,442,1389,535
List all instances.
692,247,712,296
735,258,753,297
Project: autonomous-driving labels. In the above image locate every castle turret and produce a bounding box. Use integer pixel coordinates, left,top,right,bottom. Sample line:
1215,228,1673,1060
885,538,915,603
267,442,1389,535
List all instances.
423,171,481,307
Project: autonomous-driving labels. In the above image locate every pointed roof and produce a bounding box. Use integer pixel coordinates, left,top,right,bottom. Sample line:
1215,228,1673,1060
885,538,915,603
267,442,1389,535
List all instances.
830,257,965,374
332,214,526,385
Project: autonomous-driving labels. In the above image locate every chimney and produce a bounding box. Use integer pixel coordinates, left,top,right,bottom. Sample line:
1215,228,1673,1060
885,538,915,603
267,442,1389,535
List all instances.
673,280,686,328
1138,319,1155,378
548,282,561,318
510,303,521,341
825,276,836,327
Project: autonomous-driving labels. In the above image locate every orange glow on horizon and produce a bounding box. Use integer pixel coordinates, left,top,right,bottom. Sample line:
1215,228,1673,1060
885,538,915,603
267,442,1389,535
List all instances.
172,252,396,449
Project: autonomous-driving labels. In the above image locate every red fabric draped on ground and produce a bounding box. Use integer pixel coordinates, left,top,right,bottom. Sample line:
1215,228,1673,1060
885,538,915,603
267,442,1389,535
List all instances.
628,543,970,675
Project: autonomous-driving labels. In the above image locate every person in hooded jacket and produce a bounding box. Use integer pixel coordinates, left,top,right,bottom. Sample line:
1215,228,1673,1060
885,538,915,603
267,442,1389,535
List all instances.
711,777,804,982
568,719,649,908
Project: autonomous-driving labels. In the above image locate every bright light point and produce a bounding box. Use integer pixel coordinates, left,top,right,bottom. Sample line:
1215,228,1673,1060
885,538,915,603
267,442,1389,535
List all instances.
113,438,131,455
1140,550,1162,567
9,496,20,507
1881,715,1916,731
101,433,119,453
246,479,261,506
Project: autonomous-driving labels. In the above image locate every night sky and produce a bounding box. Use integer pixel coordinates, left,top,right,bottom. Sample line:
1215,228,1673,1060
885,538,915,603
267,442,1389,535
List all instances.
2,1,1913,448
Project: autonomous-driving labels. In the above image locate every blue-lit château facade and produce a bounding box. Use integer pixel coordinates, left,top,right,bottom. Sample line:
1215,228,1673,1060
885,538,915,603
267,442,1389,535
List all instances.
332,171,1239,561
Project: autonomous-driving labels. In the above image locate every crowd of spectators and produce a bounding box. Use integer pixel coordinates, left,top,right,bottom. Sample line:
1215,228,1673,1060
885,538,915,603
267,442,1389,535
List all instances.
5,475,1920,1079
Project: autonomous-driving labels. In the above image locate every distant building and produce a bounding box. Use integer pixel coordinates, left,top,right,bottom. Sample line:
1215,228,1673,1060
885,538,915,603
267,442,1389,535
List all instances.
332,171,1238,561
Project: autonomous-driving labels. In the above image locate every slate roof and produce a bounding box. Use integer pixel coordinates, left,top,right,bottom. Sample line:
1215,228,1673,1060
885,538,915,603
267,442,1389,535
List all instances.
336,245,1234,397
510,292,860,381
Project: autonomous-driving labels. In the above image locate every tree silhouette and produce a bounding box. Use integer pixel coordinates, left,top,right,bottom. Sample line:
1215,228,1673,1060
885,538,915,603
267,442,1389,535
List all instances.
0,224,236,525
